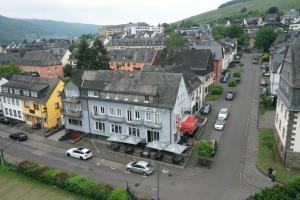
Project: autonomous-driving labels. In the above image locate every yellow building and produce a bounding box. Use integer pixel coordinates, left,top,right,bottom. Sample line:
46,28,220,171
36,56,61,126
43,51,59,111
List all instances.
1,75,64,129
99,27,123,38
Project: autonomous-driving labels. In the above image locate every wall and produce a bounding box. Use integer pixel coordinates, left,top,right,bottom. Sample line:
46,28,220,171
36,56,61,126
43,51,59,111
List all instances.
2,97,24,121
20,64,64,79
198,72,214,99
109,61,146,71
0,78,8,110
61,50,72,66
213,59,223,81
274,98,289,150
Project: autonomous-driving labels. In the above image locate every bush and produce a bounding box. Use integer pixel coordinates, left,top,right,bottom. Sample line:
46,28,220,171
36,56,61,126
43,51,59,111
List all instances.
195,140,214,158
41,168,61,184
260,94,273,107
262,53,270,62
212,84,224,95
228,80,237,87
109,188,130,200
233,71,241,78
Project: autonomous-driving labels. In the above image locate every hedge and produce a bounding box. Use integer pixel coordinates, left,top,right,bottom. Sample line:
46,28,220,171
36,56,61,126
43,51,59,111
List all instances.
228,80,237,87
110,188,131,200
212,84,224,95
233,71,241,78
15,161,128,200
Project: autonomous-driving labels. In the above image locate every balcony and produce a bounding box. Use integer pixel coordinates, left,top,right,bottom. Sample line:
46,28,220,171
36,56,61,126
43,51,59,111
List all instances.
63,110,82,118
62,96,80,103
107,115,126,123
143,121,162,129
90,113,108,121
126,119,144,126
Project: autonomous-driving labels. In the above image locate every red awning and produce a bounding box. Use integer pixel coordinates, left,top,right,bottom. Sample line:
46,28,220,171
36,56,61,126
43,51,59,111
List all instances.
179,116,198,133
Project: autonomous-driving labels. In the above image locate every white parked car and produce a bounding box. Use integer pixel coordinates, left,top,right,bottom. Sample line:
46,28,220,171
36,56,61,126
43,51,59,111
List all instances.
214,118,226,130
218,108,229,120
66,147,93,160
126,161,154,176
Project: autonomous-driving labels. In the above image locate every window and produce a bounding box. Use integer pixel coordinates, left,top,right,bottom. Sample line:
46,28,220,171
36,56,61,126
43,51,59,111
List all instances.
282,127,286,139
124,94,128,101
9,88,13,94
281,103,283,112
14,89,20,95
135,110,140,119
114,94,119,100
205,87,208,93
128,127,140,137
3,97,6,103
276,113,278,123
93,106,98,116
54,102,59,109
16,99,19,106
117,109,122,117
33,103,39,110
133,95,138,102
13,110,17,117
31,91,38,98
24,101,30,107
18,111,21,118
68,118,82,126
5,108,8,115
144,96,149,103
7,98,11,104
100,106,105,114
2,87,8,93
65,89,79,98
154,113,160,125
12,99,15,105
145,112,152,121
9,109,12,116
127,110,132,121
109,108,115,116
88,90,99,97
147,130,159,142
23,90,30,96
279,120,281,130
111,124,122,134
284,110,287,120
95,122,105,132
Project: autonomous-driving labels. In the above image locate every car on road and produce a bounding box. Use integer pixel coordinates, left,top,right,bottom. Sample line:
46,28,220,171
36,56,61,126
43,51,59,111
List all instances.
220,73,230,83
260,79,268,86
200,104,212,115
210,139,217,156
214,118,226,130
225,91,236,101
0,116,12,125
66,147,93,160
228,62,236,68
252,58,258,64
261,87,270,95
218,108,229,120
126,160,154,176
234,76,240,83
263,72,270,77
9,132,27,141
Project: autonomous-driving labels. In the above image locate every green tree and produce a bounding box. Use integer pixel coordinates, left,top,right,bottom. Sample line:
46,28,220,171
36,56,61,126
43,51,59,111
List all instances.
267,7,279,14
68,43,81,53
166,32,187,48
109,188,130,200
63,64,73,77
75,38,109,70
255,28,278,51
195,140,214,159
162,23,175,34
228,79,237,87
0,62,22,78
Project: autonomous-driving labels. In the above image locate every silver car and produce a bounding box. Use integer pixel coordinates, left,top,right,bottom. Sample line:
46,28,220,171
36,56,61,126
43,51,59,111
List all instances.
126,161,154,176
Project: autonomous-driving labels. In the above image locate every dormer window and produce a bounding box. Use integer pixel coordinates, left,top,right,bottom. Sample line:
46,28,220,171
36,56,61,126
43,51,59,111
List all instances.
88,90,99,97
14,89,20,95
9,88,13,94
114,94,119,100
23,90,30,96
124,94,128,101
133,95,138,102
2,87,8,93
31,91,38,98
144,96,149,103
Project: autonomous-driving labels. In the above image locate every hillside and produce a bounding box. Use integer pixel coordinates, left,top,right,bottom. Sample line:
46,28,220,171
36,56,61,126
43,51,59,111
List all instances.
0,15,100,43
177,0,300,25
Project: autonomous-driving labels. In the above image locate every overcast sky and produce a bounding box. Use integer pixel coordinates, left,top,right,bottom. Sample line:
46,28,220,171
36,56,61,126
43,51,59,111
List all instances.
0,0,230,25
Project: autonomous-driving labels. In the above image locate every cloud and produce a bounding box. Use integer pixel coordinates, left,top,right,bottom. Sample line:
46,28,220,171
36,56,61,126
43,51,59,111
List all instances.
0,0,229,25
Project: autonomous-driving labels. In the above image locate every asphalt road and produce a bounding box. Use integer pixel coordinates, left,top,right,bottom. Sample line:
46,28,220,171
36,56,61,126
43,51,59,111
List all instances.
0,54,263,200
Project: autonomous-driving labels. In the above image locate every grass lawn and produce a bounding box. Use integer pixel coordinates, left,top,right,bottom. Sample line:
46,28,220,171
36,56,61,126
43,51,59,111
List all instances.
0,167,91,200
206,95,221,101
258,128,300,183
259,104,276,115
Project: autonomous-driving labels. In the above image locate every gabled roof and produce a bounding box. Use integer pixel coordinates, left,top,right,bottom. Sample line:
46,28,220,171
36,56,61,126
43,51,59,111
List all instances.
19,51,61,66
1,75,60,104
190,40,223,60
0,53,21,66
152,48,214,76
272,53,285,73
81,70,183,109
108,48,156,63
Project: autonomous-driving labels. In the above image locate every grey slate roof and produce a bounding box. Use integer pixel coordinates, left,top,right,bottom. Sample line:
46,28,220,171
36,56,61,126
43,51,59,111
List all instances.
108,37,165,47
152,48,214,76
108,48,156,63
19,51,61,66
1,75,60,104
272,53,285,73
49,48,68,60
0,53,21,66
81,70,183,109
190,40,223,60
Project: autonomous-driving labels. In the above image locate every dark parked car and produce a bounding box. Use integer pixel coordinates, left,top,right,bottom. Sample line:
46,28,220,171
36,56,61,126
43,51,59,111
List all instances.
9,132,27,141
0,117,12,125
228,62,236,68
210,139,217,156
225,91,236,101
220,73,230,83
200,104,212,115
234,76,240,83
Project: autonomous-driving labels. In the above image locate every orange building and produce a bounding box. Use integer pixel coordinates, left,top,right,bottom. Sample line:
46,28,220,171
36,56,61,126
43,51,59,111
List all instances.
19,51,64,79
108,48,157,71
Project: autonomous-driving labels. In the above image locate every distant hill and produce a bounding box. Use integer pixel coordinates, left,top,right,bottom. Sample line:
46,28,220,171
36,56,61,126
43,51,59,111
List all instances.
176,0,300,25
0,15,101,43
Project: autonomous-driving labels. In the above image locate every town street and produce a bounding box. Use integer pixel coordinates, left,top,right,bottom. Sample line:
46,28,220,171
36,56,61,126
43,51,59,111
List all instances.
0,54,271,200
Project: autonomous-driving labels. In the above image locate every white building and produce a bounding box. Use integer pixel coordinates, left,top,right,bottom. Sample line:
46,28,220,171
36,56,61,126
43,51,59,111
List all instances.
270,53,285,95
0,77,8,111
1,87,24,121
289,23,300,31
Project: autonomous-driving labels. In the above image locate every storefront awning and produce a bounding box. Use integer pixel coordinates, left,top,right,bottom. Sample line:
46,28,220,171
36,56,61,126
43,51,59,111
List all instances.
179,116,198,133
146,141,169,151
107,134,128,143
122,136,144,145
164,144,188,154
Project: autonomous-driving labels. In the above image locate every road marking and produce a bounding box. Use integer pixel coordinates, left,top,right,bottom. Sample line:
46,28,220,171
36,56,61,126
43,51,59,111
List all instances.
110,167,116,170
91,139,100,153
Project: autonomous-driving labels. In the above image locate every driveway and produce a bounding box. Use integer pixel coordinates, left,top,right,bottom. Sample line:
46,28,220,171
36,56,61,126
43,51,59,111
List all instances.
0,54,272,200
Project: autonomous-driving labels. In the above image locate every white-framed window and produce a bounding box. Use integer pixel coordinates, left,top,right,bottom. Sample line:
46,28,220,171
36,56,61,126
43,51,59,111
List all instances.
12,98,15,105
133,95,138,102
109,108,115,116
2,87,8,93
144,96,149,103
147,130,159,142
3,97,6,103
145,112,152,121
54,102,59,109
9,109,12,116
33,103,39,110
9,88,13,94
284,110,287,120
16,99,19,106
88,90,99,97
65,89,79,98
14,89,20,95
128,127,140,137
95,122,105,132
18,111,21,118
117,109,122,117
276,113,278,123
5,108,8,115
31,91,38,98
154,113,160,125
23,90,30,96
93,106,98,116
111,124,122,134
7,98,11,104
124,94,128,101
13,110,17,117
100,106,105,114
127,110,132,122
24,100,30,107
279,120,282,130
135,110,140,119
282,127,286,139
114,94,119,100
68,118,82,126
